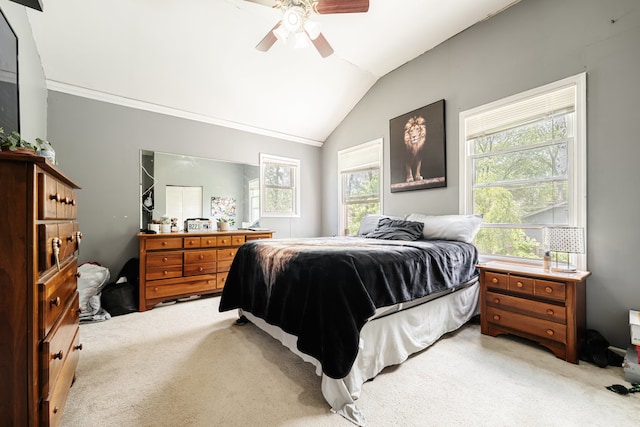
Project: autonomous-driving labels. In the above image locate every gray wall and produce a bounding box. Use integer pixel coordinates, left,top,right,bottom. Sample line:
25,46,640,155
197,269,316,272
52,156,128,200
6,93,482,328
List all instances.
322,0,640,348
0,0,47,140
46,92,322,278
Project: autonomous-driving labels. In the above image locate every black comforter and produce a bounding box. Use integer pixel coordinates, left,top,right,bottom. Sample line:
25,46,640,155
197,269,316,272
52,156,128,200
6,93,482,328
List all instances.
219,237,478,379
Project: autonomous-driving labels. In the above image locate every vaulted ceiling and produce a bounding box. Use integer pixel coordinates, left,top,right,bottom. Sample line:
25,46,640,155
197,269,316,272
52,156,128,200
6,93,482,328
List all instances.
26,0,519,146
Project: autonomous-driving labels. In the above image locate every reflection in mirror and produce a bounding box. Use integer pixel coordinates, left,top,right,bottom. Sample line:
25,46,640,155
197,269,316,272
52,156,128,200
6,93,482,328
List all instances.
140,150,260,231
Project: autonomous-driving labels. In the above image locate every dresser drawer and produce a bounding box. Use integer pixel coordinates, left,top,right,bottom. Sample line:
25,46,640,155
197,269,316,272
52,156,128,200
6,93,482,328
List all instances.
486,291,567,324
40,260,78,337
217,248,238,272
145,275,217,300
486,306,567,344
231,236,245,246
485,271,508,290
216,272,228,289
184,250,216,264
145,237,183,251
38,173,78,220
41,327,81,427
41,292,80,398
147,252,183,269
534,279,566,302
201,236,218,247
183,237,202,248
146,265,183,281
508,275,534,296
38,223,79,273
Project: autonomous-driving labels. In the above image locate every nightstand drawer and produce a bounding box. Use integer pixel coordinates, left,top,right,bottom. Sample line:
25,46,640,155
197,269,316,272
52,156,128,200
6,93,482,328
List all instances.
534,279,566,302
486,291,566,324
485,272,508,290
486,306,567,344
508,275,534,296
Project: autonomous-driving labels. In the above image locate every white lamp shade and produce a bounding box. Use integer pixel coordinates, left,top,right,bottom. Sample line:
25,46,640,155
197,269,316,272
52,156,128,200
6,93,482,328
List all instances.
548,227,585,254
273,25,289,43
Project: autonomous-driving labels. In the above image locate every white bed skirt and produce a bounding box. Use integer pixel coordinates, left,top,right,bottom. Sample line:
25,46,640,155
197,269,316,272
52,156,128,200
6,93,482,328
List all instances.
241,281,479,426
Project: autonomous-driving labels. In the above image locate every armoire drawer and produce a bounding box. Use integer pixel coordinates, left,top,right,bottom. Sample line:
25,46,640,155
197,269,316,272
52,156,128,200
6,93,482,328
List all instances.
40,259,78,337
41,292,80,398
38,173,78,220
41,327,81,427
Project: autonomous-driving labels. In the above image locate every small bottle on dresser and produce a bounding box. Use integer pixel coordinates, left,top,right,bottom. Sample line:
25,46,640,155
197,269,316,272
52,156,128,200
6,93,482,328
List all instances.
543,251,551,270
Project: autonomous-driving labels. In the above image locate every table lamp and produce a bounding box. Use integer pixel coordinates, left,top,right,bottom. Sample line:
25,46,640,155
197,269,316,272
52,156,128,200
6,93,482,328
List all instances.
548,226,584,272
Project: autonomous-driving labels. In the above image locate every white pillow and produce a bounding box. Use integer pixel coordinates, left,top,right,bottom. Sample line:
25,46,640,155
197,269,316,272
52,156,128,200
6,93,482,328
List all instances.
404,213,482,243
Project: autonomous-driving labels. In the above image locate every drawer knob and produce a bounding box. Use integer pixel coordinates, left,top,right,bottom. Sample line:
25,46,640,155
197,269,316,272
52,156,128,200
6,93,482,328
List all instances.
163,257,168,262
161,241,167,246
52,350,64,360
163,270,168,275
53,406,59,414
198,267,204,272
545,286,553,294
546,329,555,336
199,254,204,260
516,281,524,288
546,309,555,316
206,240,213,245
189,240,196,245
50,296,61,307
493,314,500,321
491,278,498,284
74,344,84,351
493,298,500,304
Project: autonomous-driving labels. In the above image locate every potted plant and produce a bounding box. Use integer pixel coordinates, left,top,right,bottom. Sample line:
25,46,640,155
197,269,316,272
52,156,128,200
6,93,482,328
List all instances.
216,217,230,231
0,128,38,155
35,137,56,163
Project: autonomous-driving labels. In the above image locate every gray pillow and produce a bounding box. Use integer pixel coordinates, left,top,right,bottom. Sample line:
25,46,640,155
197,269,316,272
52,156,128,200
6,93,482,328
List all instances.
365,217,424,241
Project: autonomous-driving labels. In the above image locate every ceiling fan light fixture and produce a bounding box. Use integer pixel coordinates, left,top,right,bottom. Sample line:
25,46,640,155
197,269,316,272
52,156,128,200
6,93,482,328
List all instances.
294,31,311,48
273,24,290,42
303,19,321,40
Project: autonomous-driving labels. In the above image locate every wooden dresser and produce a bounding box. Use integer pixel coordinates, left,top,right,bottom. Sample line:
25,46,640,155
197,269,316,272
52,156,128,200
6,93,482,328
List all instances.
478,261,590,363
0,152,82,426
137,230,272,311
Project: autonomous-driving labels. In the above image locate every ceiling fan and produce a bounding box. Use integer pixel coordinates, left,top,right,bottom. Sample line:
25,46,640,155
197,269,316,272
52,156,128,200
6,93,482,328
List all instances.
247,0,370,58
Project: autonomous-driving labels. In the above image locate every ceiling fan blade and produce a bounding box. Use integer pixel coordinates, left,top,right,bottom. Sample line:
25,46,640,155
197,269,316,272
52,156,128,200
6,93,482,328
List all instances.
314,0,369,14
310,32,334,58
256,22,281,52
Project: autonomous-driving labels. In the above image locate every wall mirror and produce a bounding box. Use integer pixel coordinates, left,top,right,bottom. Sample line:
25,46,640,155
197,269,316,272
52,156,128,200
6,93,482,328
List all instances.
140,150,260,231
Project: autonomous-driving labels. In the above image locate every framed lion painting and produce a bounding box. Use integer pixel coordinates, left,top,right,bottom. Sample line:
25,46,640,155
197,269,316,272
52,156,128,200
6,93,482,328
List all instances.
389,99,446,192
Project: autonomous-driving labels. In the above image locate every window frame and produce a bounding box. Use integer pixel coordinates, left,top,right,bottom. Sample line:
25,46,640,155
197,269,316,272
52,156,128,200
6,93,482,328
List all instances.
459,73,587,269
260,153,301,218
338,138,383,236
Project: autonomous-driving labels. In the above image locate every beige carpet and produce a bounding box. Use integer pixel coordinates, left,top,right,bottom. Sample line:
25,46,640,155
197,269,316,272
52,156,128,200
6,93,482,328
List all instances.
61,296,639,427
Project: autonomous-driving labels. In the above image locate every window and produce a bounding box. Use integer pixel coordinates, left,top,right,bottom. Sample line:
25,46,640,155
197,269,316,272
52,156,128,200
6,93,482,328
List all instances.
338,139,383,236
460,74,586,269
248,178,260,224
260,154,300,217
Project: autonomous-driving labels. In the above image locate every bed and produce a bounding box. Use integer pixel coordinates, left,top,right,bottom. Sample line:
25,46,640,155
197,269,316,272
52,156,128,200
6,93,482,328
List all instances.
219,214,482,425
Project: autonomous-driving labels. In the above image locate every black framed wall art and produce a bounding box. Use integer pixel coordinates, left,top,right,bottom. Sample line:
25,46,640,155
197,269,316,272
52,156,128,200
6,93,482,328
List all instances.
389,99,446,192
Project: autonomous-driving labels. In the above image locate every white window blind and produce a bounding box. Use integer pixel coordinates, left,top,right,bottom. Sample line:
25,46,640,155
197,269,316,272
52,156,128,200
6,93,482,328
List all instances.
466,86,576,139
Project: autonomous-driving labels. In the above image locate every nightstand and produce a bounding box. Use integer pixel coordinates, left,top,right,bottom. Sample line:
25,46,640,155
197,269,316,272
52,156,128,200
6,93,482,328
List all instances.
477,261,590,363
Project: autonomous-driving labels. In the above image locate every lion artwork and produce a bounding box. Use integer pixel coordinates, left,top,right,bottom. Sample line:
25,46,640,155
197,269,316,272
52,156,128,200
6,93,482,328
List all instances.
403,116,426,182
